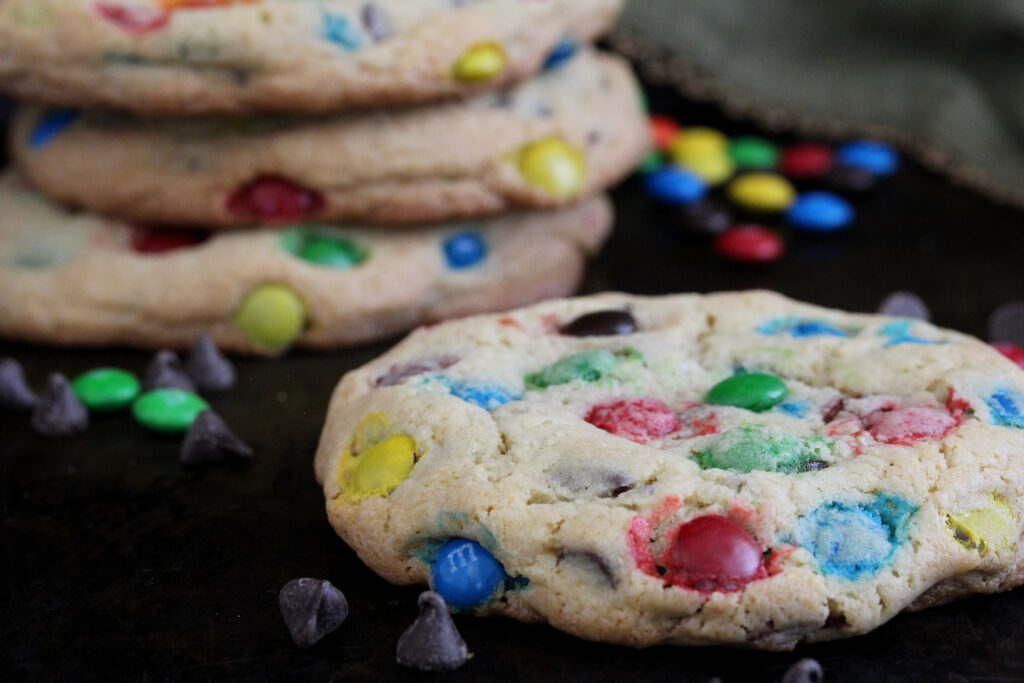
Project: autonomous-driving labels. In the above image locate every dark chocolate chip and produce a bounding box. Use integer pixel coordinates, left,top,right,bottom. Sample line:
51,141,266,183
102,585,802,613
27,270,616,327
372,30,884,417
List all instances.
143,350,196,392
559,550,617,588
677,200,732,235
988,301,1024,345
184,333,236,392
0,357,37,410
279,578,349,649
561,310,637,337
396,591,468,672
801,460,828,472
822,163,878,193
782,658,824,683
30,373,88,437
361,3,393,41
553,467,635,499
180,411,253,465
878,291,930,321
374,355,459,388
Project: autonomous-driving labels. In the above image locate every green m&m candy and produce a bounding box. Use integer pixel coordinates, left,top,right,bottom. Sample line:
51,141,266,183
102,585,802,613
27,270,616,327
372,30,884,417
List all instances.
132,389,209,433
696,424,830,473
526,349,619,389
729,136,779,170
705,372,787,412
133,389,210,432
71,368,140,412
280,229,369,269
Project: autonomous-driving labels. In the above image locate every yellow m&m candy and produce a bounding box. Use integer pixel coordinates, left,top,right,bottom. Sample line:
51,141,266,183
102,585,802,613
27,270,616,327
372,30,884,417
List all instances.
350,434,417,497
234,283,306,351
518,138,587,198
452,42,507,83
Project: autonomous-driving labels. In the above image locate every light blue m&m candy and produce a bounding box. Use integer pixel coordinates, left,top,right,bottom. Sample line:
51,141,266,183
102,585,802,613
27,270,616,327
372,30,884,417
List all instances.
836,140,900,176
786,191,854,232
432,538,506,608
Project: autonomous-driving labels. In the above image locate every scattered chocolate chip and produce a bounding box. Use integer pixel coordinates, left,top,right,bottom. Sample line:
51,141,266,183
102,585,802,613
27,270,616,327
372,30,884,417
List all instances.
184,333,236,392
988,301,1024,345
279,578,349,649
822,163,878,194
30,373,88,437
878,291,930,321
677,200,732,235
396,591,468,672
361,3,393,41
143,350,196,392
374,355,459,388
561,310,637,337
0,358,37,410
180,411,253,465
782,658,824,683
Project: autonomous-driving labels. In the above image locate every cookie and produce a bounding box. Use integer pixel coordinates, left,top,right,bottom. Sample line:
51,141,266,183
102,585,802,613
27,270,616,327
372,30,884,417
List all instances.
313,291,1024,649
0,0,622,116
0,174,611,354
12,50,647,228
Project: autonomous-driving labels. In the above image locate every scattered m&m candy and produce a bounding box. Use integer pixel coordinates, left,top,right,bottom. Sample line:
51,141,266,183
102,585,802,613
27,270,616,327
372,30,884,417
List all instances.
714,224,785,264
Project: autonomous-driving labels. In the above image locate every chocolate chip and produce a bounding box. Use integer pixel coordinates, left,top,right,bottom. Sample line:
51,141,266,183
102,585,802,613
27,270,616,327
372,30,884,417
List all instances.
374,355,459,387
0,358,37,410
184,333,236,392
279,578,349,649
361,3,393,41
180,411,253,465
801,460,828,472
30,373,88,437
878,291,930,321
559,550,617,588
561,310,637,337
782,658,824,683
143,350,196,392
822,163,878,193
988,302,1024,345
396,591,468,672
553,467,635,499
677,200,732,235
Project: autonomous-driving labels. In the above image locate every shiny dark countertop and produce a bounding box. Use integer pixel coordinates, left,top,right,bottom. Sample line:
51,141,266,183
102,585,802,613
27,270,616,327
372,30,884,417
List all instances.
4,76,1024,683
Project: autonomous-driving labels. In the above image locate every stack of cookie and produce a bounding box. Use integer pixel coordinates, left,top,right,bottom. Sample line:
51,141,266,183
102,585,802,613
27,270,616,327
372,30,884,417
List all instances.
0,0,649,355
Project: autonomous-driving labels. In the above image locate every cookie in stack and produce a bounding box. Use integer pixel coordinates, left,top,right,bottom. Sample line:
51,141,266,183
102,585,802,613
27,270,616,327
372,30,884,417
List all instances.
0,0,650,354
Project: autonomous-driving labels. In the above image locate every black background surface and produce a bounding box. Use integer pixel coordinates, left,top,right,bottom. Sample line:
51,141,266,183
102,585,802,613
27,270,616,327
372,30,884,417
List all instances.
3,67,1024,682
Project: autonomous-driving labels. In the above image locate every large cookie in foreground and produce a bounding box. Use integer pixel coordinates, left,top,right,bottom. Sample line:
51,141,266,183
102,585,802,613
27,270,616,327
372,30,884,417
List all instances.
314,291,1024,649
0,0,622,116
0,174,611,354
13,50,648,228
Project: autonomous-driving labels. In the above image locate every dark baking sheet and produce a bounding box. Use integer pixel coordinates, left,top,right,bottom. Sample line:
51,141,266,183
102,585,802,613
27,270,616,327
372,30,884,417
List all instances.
4,73,1024,683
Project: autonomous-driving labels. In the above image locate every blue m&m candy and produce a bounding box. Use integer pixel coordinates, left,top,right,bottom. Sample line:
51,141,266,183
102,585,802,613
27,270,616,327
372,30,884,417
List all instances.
836,140,900,176
542,37,578,70
432,538,506,608
443,231,487,269
643,166,708,206
786,191,854,232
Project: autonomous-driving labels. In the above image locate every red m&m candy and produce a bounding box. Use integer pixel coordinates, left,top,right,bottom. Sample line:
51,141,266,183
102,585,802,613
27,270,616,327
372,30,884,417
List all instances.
714,224,784,264
779,143,833,179
664,514,764,592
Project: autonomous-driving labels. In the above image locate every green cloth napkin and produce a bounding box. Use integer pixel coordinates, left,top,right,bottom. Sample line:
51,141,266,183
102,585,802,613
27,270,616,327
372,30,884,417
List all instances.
618,0,1024,206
